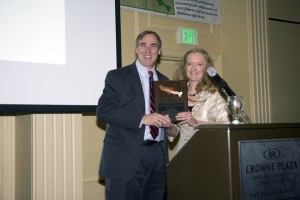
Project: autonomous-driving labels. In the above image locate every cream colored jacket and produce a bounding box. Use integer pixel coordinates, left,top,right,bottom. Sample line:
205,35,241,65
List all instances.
171,91,230,154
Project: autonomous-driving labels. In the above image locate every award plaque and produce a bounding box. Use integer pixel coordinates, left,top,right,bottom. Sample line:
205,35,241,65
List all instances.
154,80,188,123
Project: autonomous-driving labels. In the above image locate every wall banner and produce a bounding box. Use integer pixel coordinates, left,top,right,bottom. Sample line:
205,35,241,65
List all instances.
120,0,220,25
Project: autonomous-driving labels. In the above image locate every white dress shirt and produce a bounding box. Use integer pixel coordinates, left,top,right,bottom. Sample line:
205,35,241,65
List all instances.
136,59,164,142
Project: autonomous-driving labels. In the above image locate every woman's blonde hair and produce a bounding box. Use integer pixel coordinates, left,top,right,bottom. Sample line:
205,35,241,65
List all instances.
174,48,219,93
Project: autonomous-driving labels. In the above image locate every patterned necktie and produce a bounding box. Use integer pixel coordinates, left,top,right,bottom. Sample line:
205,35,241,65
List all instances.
148,71,159,139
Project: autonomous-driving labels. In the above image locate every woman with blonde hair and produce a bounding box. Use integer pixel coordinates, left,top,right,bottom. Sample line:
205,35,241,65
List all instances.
167,48,230,154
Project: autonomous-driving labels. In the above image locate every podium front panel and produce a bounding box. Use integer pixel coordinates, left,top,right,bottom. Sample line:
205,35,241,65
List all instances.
167,123,300,200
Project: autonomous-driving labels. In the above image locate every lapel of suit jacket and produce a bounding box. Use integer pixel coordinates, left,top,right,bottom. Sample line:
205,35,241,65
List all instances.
156,70,168,81
128,63,145,111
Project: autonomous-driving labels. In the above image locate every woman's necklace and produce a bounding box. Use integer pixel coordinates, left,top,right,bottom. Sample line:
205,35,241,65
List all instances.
188,98,198,102
188,97,207,103
188,83,197,102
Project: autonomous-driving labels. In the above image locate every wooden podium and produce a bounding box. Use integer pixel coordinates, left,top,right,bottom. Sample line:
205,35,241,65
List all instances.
167,123,300,200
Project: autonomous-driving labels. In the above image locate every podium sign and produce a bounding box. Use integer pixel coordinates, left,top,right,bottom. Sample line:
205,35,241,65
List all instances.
154,80,187,122
239,139,300,200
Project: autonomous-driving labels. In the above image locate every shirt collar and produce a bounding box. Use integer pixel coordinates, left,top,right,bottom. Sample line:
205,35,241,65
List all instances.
136,59,157,78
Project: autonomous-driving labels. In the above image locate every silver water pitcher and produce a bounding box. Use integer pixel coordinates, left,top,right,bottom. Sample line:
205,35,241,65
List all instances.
229,96,244,124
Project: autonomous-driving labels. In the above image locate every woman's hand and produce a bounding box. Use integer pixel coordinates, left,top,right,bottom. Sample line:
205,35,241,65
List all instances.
176,112,208,127
175,112,195,126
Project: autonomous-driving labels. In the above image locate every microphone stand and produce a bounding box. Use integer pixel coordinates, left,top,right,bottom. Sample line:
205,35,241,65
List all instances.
241,110,252,124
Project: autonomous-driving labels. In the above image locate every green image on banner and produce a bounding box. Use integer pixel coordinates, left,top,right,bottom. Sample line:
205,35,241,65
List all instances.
121,0,175,15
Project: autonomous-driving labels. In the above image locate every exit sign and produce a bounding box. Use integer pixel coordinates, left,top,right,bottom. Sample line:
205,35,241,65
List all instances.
178,28,198,45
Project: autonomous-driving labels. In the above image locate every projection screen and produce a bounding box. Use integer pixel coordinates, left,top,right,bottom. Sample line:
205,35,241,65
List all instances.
0,0,121,112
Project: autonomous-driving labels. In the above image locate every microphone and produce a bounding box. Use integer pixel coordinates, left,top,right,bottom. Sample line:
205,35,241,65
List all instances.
207,67,236,97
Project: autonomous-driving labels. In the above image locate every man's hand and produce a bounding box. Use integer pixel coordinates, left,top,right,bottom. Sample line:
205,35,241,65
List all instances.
142,113,172,128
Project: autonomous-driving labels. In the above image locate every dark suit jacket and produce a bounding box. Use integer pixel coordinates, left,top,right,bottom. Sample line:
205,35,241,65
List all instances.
97,62,169,182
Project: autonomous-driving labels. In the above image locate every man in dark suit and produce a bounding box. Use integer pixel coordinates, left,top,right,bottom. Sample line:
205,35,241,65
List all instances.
97,30,173,200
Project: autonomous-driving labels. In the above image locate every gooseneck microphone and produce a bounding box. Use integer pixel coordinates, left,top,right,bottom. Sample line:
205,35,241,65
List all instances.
207,67,236,97
207,67,252,124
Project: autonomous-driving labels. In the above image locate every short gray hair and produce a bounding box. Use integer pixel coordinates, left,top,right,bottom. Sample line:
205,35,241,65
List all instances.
135,30,162,49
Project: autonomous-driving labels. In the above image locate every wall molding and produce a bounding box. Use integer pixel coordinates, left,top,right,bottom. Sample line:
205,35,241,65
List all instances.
31,114,83,200
247,0,272,123
161,48,223,74
0,116,15,200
